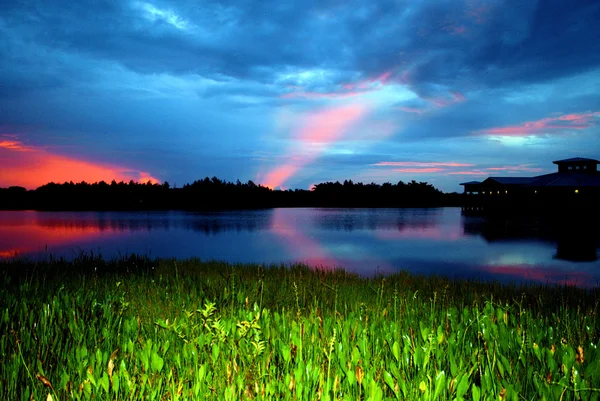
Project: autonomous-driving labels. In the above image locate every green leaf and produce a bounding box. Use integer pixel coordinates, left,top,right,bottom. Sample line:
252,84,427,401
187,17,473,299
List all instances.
456,374,470,399
383,371,396,395
434,371,446,400
151,352,164,373
472,383,480,401
392,341,400,362
99,372,109,393
419,321,429,343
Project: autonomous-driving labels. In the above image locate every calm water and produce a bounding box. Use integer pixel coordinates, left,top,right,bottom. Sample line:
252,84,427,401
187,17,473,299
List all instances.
1,208,599,287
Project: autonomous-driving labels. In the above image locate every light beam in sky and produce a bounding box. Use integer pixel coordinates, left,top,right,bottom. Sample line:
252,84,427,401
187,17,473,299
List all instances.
261,103,368,189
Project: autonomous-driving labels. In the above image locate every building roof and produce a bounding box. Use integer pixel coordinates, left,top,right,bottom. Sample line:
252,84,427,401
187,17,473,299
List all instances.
552,157,600,164
484,177,535,185
459,181,482,185
532,172,600,187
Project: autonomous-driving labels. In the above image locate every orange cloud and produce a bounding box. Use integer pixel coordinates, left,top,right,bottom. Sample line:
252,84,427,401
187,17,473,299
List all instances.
0,140,27,150
0,138,160,189
478,112,599,136
262,103,368,189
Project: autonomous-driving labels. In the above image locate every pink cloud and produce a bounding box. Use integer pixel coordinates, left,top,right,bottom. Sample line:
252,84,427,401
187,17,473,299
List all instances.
430,91,467,108
394,168,445,173
340,70,392,91
446,171,488,176
442,23,467,35
0,138,160,189
397,107,425,115
374,161,474,167
478,112,599,136
261,103,368,189
284,70,393,101
486,164,544,173
465,1,493,24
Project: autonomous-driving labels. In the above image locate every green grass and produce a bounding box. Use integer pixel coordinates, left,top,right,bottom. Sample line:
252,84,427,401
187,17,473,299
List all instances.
1,254,600,400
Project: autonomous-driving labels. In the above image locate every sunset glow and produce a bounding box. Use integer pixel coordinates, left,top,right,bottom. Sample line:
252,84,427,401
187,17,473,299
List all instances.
0,138,159,189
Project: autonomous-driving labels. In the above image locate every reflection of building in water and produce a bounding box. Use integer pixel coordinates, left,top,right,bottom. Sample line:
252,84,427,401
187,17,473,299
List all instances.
460,157,600,215
462,216,599,262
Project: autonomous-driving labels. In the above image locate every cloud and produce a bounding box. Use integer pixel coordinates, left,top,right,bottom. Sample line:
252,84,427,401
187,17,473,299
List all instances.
394,168,445,173
373,161,474,167
0,138,160,189
477,112,600,136
485,164,543,173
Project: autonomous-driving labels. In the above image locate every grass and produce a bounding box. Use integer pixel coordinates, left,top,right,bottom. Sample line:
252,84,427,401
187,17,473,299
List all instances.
1,254,600,400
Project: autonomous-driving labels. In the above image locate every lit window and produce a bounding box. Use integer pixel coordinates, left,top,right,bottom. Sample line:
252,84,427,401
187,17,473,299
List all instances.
505,190,508,194
497,191,500,194
575,189,579,194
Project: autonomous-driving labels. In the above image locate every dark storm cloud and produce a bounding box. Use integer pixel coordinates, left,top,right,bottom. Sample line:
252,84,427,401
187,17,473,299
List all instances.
2,0,599,98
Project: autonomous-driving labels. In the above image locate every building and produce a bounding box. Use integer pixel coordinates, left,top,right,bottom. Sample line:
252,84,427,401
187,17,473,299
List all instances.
460,157,600,215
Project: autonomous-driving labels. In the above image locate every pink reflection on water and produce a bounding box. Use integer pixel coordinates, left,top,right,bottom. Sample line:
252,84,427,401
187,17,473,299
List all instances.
0,213,110,258
483,264,595,287
270,209,339,269
374,224,462,241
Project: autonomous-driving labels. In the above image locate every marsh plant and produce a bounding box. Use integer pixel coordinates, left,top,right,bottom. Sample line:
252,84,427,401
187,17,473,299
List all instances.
1,255,600,400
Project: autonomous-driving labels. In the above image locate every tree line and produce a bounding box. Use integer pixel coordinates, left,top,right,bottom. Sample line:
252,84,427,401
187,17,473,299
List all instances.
0,178,462,210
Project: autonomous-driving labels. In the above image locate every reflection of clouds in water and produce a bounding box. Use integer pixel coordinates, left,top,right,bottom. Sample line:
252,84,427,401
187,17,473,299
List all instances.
483,264,595,288
1,209,599,286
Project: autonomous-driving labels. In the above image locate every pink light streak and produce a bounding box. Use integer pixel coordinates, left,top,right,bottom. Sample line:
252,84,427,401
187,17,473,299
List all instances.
261,103,368,189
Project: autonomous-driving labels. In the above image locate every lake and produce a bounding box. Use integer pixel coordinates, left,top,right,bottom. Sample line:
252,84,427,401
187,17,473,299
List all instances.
1,208,598,287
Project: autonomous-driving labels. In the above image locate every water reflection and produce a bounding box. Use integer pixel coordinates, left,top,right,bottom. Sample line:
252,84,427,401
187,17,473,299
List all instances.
462,216,599,262
1,209,599,287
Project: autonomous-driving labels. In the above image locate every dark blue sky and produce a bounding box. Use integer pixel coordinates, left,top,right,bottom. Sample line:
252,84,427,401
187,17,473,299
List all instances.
1,0,599,191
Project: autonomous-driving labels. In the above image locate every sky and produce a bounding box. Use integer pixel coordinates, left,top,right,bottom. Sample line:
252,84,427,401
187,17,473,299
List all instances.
1,0,599,192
